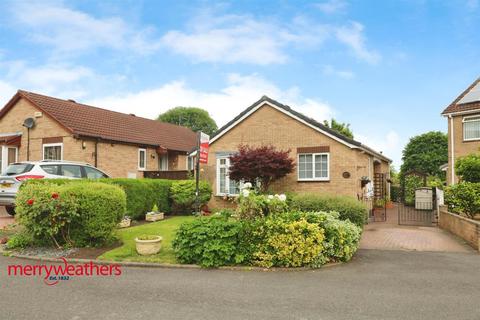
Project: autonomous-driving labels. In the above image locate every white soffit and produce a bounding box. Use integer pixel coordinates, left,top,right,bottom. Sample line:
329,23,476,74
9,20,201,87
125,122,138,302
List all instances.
458,82,480,104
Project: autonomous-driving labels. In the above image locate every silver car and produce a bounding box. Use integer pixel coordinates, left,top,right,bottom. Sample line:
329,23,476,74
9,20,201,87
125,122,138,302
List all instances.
0,161,110,216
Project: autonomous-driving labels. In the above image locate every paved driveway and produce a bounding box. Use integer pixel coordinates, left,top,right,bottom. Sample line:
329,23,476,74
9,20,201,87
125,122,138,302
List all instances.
1,250,479,319
0,206,15,229
360,205,473,252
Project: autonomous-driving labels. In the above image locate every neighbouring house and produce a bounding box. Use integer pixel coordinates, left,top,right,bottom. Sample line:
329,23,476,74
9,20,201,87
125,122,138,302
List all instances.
0,90,197,178
442,77,480,185
202,96,391,208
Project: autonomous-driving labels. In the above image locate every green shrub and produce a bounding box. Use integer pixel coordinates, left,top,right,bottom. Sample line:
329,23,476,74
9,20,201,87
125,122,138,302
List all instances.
455,154,480,183
445,182,480,219
289,194,367,227
251,217,325,268
61,182,126,246
24,178,173,220
390,185,401,202
6,231,34,249
403,175,424,206
16,183,79,248
170,180,212,213
101,178,172,220
236,189,288,219
16,181,126,247
172,217,244,267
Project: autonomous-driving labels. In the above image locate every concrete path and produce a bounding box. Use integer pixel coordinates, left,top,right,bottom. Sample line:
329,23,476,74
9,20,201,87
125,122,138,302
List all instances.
0,206,15,229
360,204,474,252
1,250,479,320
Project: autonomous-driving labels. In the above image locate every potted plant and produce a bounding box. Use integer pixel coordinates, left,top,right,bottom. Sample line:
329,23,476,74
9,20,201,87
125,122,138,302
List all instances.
118,215,131,228
145,204,164,222
135,235,163,255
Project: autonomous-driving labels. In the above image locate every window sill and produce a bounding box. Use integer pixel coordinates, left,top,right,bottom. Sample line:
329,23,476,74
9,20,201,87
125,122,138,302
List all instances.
215,194,239,197
463,138,480,142
297,179,330,182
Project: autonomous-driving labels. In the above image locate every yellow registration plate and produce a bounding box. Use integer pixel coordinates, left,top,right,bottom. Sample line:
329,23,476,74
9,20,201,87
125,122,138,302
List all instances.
0,183,12,189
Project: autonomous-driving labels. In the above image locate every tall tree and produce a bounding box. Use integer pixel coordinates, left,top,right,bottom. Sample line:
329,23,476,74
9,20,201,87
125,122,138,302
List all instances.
400,131,448,179
229,145,295,193
158,107,218,135
323,119,354,139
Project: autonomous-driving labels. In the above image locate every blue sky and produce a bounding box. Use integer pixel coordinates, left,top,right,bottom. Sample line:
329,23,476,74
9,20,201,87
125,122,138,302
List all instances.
0,0,479,167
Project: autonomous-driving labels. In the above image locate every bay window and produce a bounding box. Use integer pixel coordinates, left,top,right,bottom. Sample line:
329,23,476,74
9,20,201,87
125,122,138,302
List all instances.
216,157,241,195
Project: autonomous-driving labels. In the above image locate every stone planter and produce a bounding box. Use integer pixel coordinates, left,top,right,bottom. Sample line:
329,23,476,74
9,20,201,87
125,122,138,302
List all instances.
146,212,164,222
135,236,163,255
118,218,131,228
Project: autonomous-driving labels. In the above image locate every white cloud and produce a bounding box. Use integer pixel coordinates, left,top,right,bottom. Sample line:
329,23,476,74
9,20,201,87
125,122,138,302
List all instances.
9,2,161,55
161,14,327,65
161,12,378,65
322,65,355,79
315,0,348,14
335,22,381,64
89,73,335,127
0,59,95,105
356,130,402,167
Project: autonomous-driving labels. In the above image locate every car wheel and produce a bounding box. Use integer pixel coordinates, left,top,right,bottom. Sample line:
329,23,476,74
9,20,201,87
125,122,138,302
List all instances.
5,206,16,216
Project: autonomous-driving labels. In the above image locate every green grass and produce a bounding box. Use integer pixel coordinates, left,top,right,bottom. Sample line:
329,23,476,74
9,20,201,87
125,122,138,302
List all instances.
98,216,194,264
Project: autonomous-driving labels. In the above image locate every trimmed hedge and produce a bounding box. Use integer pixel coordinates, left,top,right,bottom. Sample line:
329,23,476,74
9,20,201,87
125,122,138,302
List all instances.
288,193,368,227
101,179,173,220
444,182,480,219
23,178,174,220
170,180,212,213
15,181,126,247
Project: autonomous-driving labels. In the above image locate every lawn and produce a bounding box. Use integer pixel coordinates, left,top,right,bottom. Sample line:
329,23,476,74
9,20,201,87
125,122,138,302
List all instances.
99,216,194,264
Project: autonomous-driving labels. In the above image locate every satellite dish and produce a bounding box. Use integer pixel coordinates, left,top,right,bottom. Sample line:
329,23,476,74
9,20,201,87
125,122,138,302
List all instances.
23,118,35,129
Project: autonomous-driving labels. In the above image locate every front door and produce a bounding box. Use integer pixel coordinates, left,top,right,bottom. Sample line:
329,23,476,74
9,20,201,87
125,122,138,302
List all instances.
159,153,168,171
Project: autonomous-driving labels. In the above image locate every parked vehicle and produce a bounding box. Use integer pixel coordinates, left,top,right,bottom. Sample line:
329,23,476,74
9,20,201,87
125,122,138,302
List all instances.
0,161,110,216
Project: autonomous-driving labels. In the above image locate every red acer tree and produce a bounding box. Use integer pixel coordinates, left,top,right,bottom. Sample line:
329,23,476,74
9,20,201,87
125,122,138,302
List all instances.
229,145,295,192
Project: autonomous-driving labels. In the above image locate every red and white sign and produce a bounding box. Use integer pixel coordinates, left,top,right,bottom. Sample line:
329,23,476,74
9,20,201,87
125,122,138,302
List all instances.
199,132,210,164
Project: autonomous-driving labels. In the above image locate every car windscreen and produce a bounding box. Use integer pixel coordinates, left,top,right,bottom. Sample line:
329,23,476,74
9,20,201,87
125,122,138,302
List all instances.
2,163,34,176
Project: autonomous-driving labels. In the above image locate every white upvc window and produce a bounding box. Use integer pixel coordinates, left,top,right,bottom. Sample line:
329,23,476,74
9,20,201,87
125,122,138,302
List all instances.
463,115,480,141
138,148,147,170
186,155,195,171
216,157,241,195
297,153,330,181
43,143,63,161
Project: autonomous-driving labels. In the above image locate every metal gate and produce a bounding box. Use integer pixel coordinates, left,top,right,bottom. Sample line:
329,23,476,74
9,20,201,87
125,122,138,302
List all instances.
398,189,437,227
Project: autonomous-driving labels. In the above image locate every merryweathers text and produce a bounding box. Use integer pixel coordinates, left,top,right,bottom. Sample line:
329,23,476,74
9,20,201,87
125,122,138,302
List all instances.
7,258,122,286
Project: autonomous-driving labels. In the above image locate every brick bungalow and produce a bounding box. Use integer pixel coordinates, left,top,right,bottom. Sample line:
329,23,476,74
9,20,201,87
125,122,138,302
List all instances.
441,77,480,185
0,90,197,178
203,96,391,208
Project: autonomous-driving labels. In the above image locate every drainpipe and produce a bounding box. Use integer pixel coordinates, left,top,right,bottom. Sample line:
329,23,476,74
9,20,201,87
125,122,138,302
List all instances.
449,115,455,185
94,139,99,167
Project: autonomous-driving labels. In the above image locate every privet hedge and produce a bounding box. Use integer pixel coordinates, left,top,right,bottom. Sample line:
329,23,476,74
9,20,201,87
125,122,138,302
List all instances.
288,193,368,227
22,178,206,220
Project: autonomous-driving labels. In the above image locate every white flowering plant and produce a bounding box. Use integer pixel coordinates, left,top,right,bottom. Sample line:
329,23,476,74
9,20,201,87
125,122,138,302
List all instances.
236,185,288,219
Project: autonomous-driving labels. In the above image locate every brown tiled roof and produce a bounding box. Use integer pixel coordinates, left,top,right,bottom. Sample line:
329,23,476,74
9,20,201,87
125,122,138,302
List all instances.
442,77,480,115
0,90,197,152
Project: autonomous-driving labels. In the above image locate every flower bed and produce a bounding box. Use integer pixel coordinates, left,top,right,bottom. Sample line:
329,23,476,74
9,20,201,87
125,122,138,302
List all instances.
172,187,362,268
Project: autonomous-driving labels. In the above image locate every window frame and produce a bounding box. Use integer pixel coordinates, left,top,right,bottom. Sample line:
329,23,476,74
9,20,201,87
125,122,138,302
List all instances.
42,143,63,161
138,148,147,171
216,156,242,196
297,152,330,181
463,115,480,141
